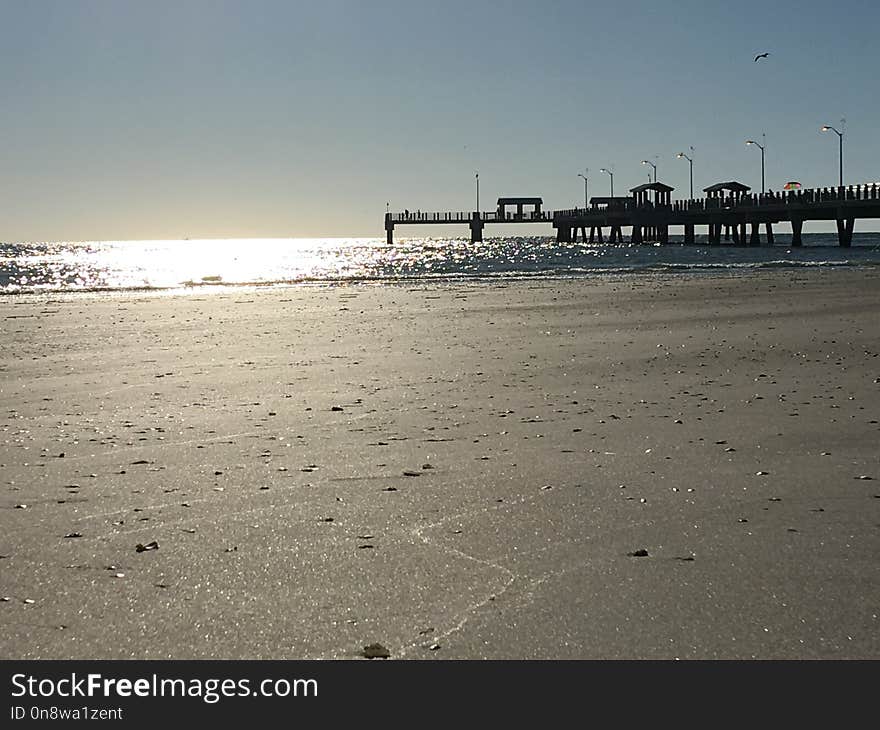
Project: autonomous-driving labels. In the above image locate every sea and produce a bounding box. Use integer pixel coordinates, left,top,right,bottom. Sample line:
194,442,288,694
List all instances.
2,233,879,296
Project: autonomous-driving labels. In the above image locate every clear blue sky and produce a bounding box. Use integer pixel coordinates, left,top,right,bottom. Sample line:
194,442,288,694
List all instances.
1,0,877,240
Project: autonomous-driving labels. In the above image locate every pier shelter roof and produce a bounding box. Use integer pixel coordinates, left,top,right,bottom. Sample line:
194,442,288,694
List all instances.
629,182,675,194
630,181,674,206
496,196,543,218
703,182,751,194
496,197,543,206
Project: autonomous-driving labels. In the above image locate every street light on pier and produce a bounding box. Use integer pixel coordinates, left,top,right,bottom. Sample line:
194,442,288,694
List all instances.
745,134,766,193
640,159,657,183
820,121,844,187
475,171,480,212
676,147,694,199
577,169,589,209
599,167,614,198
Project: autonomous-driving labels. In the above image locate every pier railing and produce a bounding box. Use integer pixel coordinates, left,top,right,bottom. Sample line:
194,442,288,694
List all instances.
389,211,552,224
670,183,880,214
551,183,880,219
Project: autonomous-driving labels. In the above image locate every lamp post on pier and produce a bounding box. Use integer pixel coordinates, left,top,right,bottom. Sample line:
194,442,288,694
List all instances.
599,167,614,198
820,122,844,187
676,147,694,199
745,134,766,193
475,171,480,213
577,170,589,209
640,159,657,183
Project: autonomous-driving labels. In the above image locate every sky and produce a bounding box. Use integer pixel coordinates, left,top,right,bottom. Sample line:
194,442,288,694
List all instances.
1,0,878,240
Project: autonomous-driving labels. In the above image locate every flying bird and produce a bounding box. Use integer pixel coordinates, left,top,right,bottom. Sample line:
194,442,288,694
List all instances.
754,52,770,62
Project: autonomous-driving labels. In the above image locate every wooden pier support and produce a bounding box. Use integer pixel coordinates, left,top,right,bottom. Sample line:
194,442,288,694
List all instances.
765,222,774,245
749,222,760,246
556,225,573,243
734,223,745,245
791,218,803,247
641,225,663,242
609,225,623,243
385,215,394,245
631,225,643,244
470,215,484,244
836,218,854,247
684,224,695,244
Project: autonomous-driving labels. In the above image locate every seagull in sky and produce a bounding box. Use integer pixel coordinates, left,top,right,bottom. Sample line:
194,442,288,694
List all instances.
754,52,770,62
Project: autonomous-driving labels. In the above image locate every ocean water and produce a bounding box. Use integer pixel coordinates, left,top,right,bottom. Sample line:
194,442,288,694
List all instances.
1,233,879,295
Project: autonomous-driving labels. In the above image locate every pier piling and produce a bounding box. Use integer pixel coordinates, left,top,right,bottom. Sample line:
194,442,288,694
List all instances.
836,218,854,247
470,214,484,244
791,218,803,247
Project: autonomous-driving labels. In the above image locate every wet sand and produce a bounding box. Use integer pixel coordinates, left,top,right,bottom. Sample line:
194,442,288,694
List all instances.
1,269,878,659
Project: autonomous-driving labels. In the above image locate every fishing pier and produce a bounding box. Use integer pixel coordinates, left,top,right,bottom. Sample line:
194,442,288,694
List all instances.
385,183,880,247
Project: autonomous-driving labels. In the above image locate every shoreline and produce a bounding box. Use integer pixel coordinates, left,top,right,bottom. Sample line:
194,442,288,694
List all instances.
1,267,878,659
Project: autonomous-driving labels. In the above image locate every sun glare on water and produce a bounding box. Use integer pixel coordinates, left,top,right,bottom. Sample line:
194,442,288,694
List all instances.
35,238,384,291
3,234,878,295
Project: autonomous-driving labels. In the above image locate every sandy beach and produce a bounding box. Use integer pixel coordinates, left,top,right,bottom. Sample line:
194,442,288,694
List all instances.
1,269,878,659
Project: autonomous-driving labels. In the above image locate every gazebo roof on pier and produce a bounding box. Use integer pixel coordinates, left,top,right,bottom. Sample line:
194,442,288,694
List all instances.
703,181,751,193
496,197,543,205
630,182,675,194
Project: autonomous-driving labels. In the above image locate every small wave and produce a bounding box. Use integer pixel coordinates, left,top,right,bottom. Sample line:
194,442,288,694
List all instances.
0,283,169,296
647,259,862,271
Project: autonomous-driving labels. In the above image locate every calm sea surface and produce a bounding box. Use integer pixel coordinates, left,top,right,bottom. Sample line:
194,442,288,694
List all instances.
2,233,879,295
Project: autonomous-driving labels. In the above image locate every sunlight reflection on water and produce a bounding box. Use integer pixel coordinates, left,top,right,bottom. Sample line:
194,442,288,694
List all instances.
1,234,879,294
